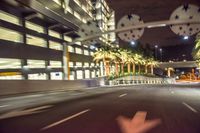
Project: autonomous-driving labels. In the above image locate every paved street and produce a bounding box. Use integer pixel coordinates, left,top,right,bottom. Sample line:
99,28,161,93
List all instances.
1,84,200,133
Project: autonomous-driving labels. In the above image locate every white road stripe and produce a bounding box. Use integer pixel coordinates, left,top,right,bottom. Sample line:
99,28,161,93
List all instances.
119,93,127,98
0,105,10,108
182,102,198,113
41,109,90,131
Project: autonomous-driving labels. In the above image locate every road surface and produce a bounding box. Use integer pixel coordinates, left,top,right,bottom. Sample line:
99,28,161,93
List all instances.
0,84,200,133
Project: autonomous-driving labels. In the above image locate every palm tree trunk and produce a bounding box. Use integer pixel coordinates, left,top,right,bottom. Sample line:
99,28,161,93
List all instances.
132,63,135,74
115,62,119,76
121,63,124,75
103,58,110,76
151,65,154,75
106,61,110,76
145,65,148,74
127,63,130,73
138,65,141,74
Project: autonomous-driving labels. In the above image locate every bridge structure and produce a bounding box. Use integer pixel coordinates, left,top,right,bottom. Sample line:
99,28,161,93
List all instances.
158,61,198,77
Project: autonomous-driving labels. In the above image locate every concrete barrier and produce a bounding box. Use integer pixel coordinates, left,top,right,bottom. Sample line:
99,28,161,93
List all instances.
0,77,104,96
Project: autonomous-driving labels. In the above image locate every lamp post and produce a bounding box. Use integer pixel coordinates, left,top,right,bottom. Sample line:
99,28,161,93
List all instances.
159,48,162,62
155,45,158,60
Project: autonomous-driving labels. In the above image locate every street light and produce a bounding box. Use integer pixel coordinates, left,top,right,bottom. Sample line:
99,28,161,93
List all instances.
130,41,135,45
184,36,189,40
159,48,162,62
154,45,158,60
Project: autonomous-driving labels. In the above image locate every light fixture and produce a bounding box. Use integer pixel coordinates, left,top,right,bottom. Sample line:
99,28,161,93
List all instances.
90,45,96,50
155,45,158,48
130,41,135,45
23,65,29,69
183,36,189,40
147,24,167,28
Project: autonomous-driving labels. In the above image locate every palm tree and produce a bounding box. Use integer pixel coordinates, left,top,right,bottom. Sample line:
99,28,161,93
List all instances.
118,49,131,75
134,54,145,74
144,58,149,74
146,58,159,75
93,46,116,76
128,53,142,74
192,35,200,67
112,48,121,76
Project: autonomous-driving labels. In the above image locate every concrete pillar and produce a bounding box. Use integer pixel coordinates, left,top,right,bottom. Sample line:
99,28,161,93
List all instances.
45,27,50,80
63,43,70,80
82,62,85,79
21,17,28,80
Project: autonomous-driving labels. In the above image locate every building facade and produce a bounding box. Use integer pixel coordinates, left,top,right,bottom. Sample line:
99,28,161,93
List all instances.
0,0,115,80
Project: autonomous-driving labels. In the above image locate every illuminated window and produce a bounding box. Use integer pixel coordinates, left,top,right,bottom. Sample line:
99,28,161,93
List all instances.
69,71,75,80
69,62,74,67
84,62,89,67
51,72,63,80
0,27,22,43
53,0,61,5
0,58,21,69
83,45,88,48
66,7,73,14
91,63,95,67
76,70,83,79
84,49,89,55
27,60,45,68
0,10,20,25
75,42,81,46
64,35,72,42
74,11,81,20
91,70,95,78
26,35,47,47
90,51,94,55
76,62,82,67
28,73,47,80
49,30,61,38
75,47,82,54
74,0,81,6
26,21,44,33
82,18,87,23
0,75,22,80
49,41,63,51
85,70,90,79
49,61,62,68
68,45,74,53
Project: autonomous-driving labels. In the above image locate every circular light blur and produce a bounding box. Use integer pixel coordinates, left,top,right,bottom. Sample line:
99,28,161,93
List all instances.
183,36,189,40
130,41,135,45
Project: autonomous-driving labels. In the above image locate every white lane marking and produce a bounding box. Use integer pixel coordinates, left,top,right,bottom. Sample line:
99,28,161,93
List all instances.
0,105,10,108
182,102,198,113
119,93,127,98
0,105,53,120
41,109,90,131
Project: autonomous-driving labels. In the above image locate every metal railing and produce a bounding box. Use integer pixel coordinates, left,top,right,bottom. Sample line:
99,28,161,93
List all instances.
108,79,167,86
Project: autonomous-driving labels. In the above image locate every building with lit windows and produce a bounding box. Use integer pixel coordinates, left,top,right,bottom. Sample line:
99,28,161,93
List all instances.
0,0,115,80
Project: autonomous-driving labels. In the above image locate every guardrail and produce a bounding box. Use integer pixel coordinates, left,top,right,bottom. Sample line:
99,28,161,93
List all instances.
108,79,167,86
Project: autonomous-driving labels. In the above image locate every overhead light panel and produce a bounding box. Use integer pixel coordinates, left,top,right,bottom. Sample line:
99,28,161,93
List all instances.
147,24,167,28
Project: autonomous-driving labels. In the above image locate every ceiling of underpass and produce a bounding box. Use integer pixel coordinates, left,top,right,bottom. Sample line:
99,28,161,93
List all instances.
106,0,200,61
107,0,200,47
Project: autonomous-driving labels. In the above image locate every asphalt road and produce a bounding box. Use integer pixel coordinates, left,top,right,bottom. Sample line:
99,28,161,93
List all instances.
1,85,200,133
